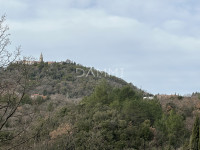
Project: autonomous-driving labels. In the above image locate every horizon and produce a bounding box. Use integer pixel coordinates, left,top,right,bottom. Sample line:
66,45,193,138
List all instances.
1,0,200,95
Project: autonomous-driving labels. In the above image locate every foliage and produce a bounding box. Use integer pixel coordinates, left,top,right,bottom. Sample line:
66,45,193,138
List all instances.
1,80,191,150
25,61,140,98
21,94,32,105
35,96,44,105
70,82,164,149
190,116,200,150
47,102,54,112
155,110,188,149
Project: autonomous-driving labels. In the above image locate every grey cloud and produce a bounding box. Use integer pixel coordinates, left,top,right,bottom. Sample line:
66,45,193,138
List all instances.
1,0,200,94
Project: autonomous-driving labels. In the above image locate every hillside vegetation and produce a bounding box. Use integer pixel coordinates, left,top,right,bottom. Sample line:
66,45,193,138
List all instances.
8,61,144,98
0,62,200,150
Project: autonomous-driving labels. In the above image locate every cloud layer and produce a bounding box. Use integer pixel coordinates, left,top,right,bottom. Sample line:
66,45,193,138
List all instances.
1,0,200,94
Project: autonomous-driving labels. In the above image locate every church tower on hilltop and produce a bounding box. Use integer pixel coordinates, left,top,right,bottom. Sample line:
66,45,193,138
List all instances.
39,53,43,62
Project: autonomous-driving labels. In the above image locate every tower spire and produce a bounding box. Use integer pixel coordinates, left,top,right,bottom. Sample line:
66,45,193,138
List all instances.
39,53,43,62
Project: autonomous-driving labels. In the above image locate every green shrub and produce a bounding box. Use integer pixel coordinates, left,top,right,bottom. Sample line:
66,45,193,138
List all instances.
47,103,54,112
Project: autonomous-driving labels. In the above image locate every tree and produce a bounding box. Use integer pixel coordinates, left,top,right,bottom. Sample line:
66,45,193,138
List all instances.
140,120,154,150
155,110,187,149
0,15,22,131
0,15,20,67
0,15,35,149
166,110,185,149
190,116,200,150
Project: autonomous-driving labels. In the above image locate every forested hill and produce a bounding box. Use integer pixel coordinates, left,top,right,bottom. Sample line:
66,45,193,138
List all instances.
2,61,197,150
9,61,147,98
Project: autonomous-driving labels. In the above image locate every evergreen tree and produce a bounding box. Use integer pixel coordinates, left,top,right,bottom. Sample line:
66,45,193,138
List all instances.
190,116,200,150
166,110,185,149
140,120,154,150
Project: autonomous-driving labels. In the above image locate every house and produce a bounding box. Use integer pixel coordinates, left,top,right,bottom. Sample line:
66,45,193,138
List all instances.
143,96,154,100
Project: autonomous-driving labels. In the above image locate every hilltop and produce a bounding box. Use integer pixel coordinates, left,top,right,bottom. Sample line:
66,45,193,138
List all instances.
11,58,147,99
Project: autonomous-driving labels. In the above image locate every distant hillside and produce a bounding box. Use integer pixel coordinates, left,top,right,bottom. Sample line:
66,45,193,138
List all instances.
9,61,146,98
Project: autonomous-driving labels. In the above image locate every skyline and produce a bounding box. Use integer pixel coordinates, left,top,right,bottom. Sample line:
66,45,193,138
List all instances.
1,0,200,95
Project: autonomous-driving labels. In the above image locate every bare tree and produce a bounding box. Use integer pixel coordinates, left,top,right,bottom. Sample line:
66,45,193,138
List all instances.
0,15,35,149
0,15,20,67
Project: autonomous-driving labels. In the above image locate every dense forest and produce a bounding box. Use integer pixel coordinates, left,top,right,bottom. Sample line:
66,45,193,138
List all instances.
1,62,200,150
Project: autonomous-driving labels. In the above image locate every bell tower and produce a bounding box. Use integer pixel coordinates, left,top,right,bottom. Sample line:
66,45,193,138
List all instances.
39,53,43,62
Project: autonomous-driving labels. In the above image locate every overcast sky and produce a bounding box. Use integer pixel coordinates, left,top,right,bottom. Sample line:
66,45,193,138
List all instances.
1,0,200,95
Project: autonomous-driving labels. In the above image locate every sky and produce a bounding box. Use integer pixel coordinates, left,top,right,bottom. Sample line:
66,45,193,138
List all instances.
1,0,200,95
